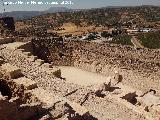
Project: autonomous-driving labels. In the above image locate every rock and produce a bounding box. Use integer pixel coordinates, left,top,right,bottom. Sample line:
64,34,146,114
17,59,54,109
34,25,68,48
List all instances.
0,58,4,65
27,55,38,62
39,114,50,120
65,101,89,116
35,59,44,66
0,37,14,44
52,69,61,78
1,63,23,79
94,81,111,97
23,52,32,56
138,92,160,107
42,63,52,68
113,71,122,84
13,77,38,90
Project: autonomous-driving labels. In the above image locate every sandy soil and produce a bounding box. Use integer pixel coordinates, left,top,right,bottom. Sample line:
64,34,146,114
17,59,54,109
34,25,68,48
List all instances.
58,66,110,86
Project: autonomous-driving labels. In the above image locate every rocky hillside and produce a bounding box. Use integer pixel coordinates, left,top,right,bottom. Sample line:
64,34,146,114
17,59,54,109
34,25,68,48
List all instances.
16,6,160,35
0,7,75,20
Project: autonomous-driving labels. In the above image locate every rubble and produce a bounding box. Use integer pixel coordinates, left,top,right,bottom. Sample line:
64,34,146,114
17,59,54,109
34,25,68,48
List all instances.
0,40,159,120
0,65,43,120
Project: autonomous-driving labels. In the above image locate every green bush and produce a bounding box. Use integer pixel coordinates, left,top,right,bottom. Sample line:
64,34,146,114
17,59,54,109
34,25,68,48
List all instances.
111,35,132,45
101,31,112,38
137,31,160,49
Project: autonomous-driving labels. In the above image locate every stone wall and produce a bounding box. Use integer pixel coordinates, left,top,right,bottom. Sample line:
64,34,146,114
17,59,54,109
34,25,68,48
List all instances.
0,41,159,119
31,39,160,95
0,58,43,120
0,17,15,31
32,37,74,65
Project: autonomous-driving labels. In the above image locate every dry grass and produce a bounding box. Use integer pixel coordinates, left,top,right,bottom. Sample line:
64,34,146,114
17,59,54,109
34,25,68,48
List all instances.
15,22,31,31
48,23,108,36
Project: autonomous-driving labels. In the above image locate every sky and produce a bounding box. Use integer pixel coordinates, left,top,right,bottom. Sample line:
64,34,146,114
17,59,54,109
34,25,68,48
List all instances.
0,0,160,12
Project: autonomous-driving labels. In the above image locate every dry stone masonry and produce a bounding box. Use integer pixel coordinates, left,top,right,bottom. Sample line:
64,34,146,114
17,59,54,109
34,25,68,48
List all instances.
0,39,159,120
32,38,160,96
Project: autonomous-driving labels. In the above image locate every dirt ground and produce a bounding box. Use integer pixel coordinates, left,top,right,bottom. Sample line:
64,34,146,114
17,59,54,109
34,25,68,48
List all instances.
58,66,111,86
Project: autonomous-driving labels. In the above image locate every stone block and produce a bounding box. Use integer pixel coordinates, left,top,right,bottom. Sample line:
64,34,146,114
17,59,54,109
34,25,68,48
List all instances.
18,103,41,120
1,63,23,79
94,80,111,93
13,77,37,90
0,58,4,65
35,59,44,66
42,63,52,68
52,69,61,78
0,37,14,44
42,67,61,78
17,49,25,52
30,88,59,108
138,93,160,107
66,101,89,116
23,52,32,56
28,56,38,62
113,71,122,84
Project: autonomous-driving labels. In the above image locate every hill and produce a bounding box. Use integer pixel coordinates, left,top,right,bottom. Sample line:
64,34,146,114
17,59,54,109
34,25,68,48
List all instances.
0,7,74,20
16,6,160,36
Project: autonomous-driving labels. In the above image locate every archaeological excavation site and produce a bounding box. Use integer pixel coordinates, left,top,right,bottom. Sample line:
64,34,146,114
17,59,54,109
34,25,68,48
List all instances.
0,6,160,120
0,35,159,120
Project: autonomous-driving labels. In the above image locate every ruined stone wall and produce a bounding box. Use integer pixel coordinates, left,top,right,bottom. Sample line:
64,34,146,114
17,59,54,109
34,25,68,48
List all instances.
0,20,8,37
32,37,74,65
31,39,160,95
0,55,47,120
68,41,160,72
0,17,15,31
0,41,160,119
32,39,160,73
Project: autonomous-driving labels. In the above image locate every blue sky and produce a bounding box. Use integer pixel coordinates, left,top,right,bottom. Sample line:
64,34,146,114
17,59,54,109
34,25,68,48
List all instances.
0,0,160,12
